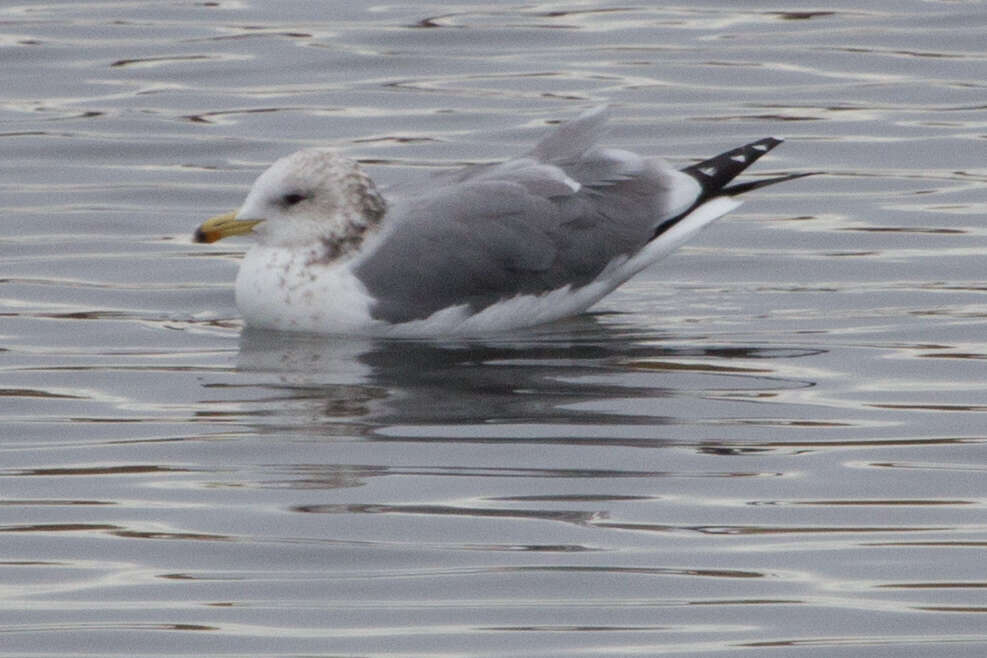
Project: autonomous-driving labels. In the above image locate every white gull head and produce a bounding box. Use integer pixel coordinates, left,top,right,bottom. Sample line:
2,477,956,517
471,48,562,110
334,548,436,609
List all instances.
236,148,387,255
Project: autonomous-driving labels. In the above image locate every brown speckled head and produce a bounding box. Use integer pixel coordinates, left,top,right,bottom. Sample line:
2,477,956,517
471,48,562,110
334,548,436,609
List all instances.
233,148,387,258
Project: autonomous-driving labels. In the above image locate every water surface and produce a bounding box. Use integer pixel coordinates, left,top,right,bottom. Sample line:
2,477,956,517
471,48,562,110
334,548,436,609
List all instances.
1,1,986,656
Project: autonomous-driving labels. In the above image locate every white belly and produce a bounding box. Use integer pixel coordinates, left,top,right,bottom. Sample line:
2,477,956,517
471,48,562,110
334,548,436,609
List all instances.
235,246,381,334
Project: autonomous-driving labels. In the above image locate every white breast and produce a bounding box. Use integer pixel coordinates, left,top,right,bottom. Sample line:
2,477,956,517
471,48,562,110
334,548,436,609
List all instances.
235,245,382,334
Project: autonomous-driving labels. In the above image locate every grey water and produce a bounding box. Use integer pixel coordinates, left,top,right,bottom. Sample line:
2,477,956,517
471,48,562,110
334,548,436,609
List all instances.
1,1,985,656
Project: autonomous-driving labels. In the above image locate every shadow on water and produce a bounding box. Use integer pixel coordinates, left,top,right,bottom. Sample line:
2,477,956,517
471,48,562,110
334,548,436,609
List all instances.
231,314,824,445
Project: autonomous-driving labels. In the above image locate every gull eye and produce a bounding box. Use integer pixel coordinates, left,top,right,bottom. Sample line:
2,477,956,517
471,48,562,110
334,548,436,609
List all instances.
281,192,308,207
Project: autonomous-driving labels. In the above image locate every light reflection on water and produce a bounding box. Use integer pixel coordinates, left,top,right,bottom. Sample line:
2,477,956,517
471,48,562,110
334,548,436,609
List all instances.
1,1,986,656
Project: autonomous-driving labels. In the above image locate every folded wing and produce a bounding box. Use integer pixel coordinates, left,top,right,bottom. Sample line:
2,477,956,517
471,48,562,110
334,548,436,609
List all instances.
354,107,804,324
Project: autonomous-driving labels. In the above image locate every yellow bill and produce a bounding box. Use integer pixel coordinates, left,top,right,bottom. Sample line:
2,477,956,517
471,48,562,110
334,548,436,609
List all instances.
194,211,263,244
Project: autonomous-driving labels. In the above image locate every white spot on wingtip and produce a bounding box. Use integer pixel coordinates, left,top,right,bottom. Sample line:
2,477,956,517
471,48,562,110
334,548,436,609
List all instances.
730,154,746,163
752,143,769,152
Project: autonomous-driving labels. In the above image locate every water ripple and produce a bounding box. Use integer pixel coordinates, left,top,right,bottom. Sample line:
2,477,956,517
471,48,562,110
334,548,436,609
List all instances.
1,1,985,656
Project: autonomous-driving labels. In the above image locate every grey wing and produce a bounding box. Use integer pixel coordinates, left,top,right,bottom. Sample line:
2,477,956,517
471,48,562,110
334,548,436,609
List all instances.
353,108,699,324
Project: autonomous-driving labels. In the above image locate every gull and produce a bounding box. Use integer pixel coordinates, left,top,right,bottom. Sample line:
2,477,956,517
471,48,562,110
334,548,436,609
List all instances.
194,107,809,335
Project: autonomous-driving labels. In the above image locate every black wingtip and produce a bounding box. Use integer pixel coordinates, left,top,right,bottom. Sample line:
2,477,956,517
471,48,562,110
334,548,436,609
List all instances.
650,140,809,244
721,171,817,196
682,137,786,194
